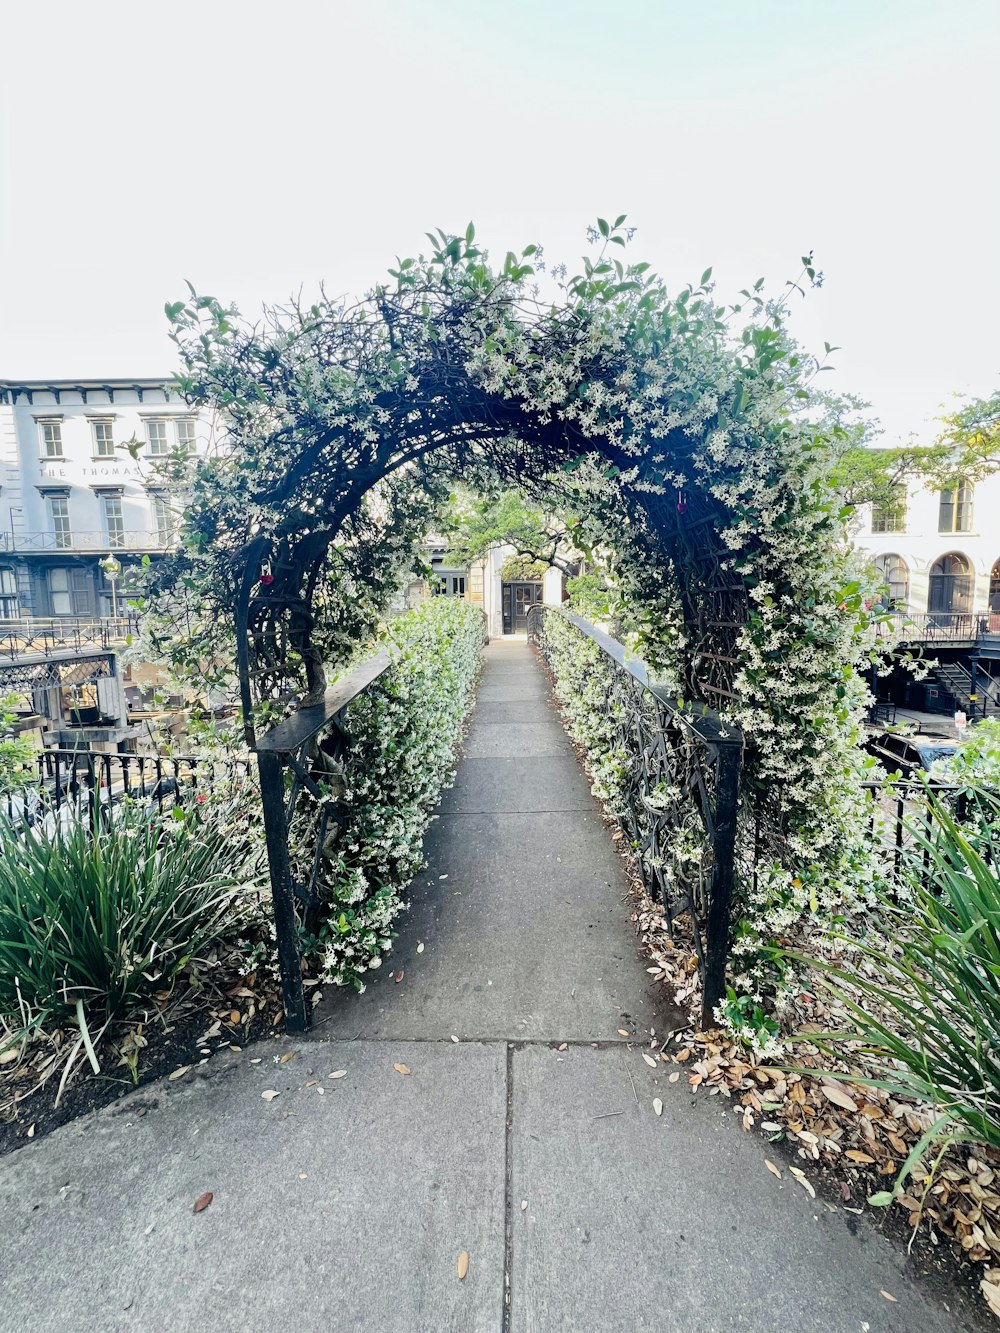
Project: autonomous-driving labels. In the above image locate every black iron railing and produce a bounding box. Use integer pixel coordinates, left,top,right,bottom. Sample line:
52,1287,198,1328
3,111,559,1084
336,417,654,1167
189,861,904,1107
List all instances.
528,605,743,1027
0,616,138,660
884,611,1000,644
255,652,391,1029
861,778,973,881
2,748,254,827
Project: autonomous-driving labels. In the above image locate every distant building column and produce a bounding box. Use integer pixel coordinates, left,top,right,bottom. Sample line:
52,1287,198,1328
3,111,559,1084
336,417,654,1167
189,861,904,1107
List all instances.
543,565,564,606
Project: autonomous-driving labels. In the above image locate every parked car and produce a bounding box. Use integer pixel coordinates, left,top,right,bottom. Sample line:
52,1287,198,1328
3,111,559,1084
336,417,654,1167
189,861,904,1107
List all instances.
866,731,960,778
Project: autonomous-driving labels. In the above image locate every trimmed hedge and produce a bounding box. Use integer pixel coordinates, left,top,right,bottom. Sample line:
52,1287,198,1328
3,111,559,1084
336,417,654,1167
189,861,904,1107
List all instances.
308,598,485,988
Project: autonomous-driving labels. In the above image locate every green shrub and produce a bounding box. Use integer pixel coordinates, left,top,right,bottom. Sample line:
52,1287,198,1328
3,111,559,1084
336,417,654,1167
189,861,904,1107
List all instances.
0,792,262,1055
0,692,35,795
799,790,1000,1196
931,717,1000,794
306,598,485,988
565,572,616,623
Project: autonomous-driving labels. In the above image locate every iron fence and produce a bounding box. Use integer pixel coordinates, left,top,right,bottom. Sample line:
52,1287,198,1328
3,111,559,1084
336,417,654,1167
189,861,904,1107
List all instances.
861,778,976,882
0,615,137,660
884,611,1000,644
527,604,743,1027
254,651,392,1029
1,748,254,828
0,530,171,553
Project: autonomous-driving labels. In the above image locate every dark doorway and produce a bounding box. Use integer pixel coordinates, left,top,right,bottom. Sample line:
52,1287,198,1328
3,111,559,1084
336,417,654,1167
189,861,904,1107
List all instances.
503,581,542,633
928,552,973,625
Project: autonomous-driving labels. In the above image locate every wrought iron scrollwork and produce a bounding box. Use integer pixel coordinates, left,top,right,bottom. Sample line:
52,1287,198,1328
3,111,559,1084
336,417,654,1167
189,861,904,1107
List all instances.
529,605,743,1025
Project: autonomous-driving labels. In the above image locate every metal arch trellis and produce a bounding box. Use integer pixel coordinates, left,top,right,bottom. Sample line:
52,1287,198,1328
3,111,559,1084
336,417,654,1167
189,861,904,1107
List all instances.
528,605,743,1026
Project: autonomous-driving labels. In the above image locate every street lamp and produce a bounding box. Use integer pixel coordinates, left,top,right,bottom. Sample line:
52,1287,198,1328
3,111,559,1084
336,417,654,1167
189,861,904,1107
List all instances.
99,553,122,619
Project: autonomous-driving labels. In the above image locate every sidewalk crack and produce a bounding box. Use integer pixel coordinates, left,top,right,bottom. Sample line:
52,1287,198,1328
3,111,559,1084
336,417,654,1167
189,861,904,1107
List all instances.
502,1041,515,1333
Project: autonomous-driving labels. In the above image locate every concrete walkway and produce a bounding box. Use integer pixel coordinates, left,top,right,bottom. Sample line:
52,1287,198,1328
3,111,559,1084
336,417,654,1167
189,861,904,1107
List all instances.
0,640,986,1331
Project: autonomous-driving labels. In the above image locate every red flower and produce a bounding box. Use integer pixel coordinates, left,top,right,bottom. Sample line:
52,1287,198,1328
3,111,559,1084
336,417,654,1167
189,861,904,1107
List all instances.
196,793,208,804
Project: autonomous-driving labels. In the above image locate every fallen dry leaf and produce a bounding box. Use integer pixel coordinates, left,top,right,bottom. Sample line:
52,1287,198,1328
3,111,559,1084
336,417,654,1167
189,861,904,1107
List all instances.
261,1089,280,1102
642,1053,657,1068
845,1151,876,1164
617,1029,630,1037
981,1277,1000,1318
329,1070,347,1080
822,1086,859,1113
668,1072,680,1083
169,1065,191,1081
653,1098,663,1117
280,1051,294,1065
457,1250,469,1281
228,1010,240,1024
881,1290,897,1303
788,1166,816,1199
193,1192,213,1214
393,1063,411,1076
765,1160,782,1180
394,970,405,984
416,942,425,953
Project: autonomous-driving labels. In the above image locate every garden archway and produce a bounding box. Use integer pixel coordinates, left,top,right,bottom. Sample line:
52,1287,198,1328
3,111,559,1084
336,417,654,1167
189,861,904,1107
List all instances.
157,220,886,1013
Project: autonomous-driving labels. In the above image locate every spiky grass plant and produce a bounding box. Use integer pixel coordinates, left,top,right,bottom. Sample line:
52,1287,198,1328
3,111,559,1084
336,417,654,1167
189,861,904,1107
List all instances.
0,792,262,1090
797,788,1000,1201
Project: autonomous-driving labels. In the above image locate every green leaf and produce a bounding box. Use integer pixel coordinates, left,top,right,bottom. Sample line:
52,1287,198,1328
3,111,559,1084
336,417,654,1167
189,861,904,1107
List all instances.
866,1191,894,1208
700,267,713,286
465,221,475,245
597,217,609,238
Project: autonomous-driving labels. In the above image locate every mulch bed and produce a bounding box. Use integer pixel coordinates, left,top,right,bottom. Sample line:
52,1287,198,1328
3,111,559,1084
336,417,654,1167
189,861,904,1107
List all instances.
0,944,290,1157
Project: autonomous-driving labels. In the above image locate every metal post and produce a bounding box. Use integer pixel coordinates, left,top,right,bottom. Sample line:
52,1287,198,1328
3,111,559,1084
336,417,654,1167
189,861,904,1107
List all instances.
970,650,980,723
701,738,742,1029
256,748,310,1031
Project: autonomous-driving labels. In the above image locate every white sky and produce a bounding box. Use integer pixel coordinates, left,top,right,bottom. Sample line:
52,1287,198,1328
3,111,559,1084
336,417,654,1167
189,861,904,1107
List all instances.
1,0,997,445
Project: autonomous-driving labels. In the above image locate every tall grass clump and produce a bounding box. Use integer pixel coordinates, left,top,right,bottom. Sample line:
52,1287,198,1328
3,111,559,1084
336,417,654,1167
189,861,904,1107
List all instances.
801,788,1000,1195
0,792,263,1066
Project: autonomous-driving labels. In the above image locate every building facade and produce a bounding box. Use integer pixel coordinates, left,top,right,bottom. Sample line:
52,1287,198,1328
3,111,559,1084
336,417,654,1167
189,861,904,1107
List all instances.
854,470,1000,628
409,541,567,637
0,376,207,621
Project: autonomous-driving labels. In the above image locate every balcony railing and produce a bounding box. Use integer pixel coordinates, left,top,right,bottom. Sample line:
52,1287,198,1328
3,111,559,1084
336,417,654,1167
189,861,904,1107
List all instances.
0,530,173,553
881,612,1000,644
0,615,137,659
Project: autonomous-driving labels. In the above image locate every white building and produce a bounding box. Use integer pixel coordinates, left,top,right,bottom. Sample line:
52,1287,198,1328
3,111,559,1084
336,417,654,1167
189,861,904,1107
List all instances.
854,470,1000,630
0,377,208,620
410,540,568,637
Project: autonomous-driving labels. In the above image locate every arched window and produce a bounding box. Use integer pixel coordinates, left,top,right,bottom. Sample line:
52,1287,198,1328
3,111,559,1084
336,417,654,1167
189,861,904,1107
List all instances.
874,554,908,610
938,479,974,533
928,552,974,621
989,559,1000,630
